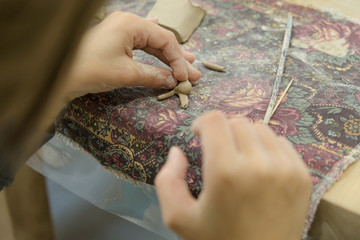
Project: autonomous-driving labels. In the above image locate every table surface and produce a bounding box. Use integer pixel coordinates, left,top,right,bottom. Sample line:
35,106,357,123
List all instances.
284,0,360,239
286,0,360,21
31,1,360,240
288,0,360,211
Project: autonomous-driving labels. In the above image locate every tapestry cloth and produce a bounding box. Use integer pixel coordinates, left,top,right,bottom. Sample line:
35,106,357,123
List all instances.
56,0,360,235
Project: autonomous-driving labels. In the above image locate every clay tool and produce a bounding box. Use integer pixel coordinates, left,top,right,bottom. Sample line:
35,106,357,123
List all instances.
270,78,294,117
263,15,293,124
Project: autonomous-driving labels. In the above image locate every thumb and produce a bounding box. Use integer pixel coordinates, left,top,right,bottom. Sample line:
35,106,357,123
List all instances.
133,61,178,89
146,16,159,24
155,146,196,235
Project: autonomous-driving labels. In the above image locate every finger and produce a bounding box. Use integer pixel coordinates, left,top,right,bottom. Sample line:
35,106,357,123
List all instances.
252,123,291,169
144,17,195,63
191,111,238,168
133,61,178,88
155,147,196,236
277,136,309,171
142,47,169,65
112,58,178,89
142,47,200,82
146,17,158,24
135,20,189,81
276,136,312,198
143,47,196,70
186,61,201,82
253,123,284,155
228,118,265,156
182,49,195,63
253,124,306,170
254,126,311,185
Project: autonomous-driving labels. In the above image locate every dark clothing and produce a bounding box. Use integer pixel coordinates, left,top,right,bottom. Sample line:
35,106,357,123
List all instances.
0,0,103,190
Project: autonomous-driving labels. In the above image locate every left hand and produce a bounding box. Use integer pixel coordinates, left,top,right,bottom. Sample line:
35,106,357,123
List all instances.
155,111,311,240
64,11,201,101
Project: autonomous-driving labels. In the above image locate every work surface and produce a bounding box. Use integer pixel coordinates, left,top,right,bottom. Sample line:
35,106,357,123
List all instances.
35,0,360,239
286,0,360,239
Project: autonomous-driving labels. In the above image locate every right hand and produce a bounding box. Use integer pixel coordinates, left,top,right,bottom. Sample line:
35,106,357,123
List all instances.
155,111,311,240
64,12,201,101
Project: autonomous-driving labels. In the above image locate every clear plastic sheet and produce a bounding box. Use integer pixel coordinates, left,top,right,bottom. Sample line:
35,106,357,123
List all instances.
27,134,179,240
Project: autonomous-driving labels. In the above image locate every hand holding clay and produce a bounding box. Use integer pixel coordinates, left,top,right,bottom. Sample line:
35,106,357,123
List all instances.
158,80,192,109
155,111,311,240
63,12,201,101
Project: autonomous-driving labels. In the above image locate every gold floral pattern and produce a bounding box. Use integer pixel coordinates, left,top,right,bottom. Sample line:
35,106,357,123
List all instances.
344,119,360,136
56,0,360,236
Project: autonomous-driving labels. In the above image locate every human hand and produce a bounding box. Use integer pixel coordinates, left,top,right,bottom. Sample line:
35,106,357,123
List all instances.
155,111,311,240
64,12,201,101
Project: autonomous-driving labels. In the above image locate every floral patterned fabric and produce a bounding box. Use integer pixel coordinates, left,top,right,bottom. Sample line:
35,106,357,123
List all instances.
56,0,360,235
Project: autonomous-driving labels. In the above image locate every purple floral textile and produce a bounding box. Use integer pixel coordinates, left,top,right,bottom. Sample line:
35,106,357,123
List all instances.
56,0,360,235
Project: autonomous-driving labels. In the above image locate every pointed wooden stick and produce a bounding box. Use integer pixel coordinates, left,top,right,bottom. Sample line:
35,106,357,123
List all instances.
263,15,293,124
270,78,294,118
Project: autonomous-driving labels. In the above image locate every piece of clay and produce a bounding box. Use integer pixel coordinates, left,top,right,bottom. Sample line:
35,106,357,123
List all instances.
270,78,294,117
158,80,192,109
147,0,206,43
202,61,226,72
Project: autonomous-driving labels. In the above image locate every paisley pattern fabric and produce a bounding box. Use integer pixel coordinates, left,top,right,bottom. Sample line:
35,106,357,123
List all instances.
56,0,360,234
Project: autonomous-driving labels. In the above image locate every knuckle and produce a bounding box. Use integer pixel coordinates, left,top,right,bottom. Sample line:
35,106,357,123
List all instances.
277,164,298,180
229,117,251,126
203,111,227,124
254,123,274,137
278,165,311,189
163,212,181,231
108,11,137,23
215,163,242,188
113,11,129,18
193,111,227,131
298,169,312,187
154,174,162,187
217,169,235,186
250,163,277,184
108,11,124,20
259,169,277,183
164,29,177,40
154,169,168,187
162,31,179,46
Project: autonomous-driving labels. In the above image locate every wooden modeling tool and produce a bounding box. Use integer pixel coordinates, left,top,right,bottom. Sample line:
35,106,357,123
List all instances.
263,15,293,124
270,78,294,117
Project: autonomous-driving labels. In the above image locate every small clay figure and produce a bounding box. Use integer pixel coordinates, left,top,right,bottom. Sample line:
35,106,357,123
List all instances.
158,80,192,109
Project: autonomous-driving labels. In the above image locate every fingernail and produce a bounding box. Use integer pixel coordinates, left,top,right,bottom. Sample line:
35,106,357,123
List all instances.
167,147,180,167
189,65,202,79
167,146,177,159
167,147,188,174
191,81,199,86
166,75,177,88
